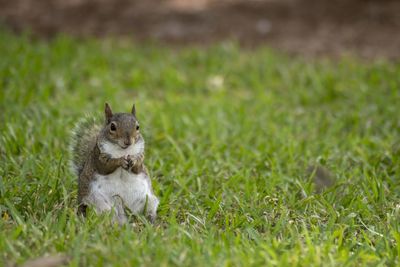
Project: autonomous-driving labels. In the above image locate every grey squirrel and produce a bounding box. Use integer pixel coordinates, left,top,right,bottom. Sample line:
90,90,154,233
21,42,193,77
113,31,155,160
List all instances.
70,103,159,224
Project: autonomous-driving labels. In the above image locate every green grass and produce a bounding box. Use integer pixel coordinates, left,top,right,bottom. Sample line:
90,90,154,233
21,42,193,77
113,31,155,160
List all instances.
0,31,399,266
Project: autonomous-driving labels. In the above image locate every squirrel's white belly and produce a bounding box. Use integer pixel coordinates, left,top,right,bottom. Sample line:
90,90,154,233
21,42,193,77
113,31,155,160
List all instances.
89,168,152,214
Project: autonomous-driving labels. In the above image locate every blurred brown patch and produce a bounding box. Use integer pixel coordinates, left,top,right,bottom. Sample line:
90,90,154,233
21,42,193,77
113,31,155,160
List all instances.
20,254,70,267
0,0,399,59
307,165,335,193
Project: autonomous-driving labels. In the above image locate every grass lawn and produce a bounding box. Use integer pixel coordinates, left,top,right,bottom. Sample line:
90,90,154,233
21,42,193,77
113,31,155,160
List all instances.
0,31,399,266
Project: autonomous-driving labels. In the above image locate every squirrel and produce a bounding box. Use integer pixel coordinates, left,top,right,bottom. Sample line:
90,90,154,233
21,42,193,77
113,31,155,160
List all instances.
70,102,159,224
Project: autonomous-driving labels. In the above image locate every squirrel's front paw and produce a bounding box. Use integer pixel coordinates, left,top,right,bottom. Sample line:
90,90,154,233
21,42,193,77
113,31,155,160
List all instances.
131,154,144,166
130,156,139,167
120,156,131,170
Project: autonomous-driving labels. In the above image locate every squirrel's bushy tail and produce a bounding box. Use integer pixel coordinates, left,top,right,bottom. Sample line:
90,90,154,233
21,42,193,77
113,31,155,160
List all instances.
69,116,102,176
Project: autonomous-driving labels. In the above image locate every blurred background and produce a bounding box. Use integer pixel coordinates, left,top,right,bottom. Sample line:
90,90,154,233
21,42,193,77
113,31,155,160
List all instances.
0,0,399,59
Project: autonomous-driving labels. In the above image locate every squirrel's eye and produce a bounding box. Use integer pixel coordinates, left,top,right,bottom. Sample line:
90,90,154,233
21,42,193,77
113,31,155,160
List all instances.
110,123,117,131
136,125,140,130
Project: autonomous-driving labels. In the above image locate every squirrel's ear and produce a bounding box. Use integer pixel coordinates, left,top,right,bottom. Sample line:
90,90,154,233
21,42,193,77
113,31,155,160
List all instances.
131,103,136,117
105,103,113,123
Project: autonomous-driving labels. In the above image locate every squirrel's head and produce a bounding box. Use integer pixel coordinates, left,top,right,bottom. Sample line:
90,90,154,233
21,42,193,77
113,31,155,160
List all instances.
103,103,140,149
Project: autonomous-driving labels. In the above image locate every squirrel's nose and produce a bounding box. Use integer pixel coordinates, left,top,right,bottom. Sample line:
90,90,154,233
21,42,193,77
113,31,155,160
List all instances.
124,140,132,146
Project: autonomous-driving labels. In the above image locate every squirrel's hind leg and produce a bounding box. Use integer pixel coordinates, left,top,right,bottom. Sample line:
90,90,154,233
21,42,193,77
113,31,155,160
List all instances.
112,195,128,225
145,194,159,224
85,193,128,225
